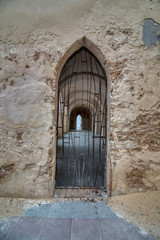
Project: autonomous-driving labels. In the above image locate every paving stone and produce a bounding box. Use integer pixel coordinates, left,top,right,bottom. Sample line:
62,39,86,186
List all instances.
40,218,71,240
99,219,153,240
0,201,153,240
78,189,85,198
71,189,79,198
48,202,73,218
54,189,60,198
60,189,67,198
95,202,118,219
73,202,97,219
7,217,45,240
124,220,153,240
71,219,101,240
66,189,72,198
0,217,19,240
23,203,51,218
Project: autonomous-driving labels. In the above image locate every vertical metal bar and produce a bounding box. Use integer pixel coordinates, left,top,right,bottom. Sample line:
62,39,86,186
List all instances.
81,50,84,106
72,130,76,187
59,92,64,187
63,69,67,187
74,52,80,106
85,52,93,185
89,54,95,185
85,50,89,112
98,59,107,187
71,131,76,186
84,49,91,187
66,62,70,188
78,132,81,186
104,68,108,190
56,83,60,187
94,67,102,187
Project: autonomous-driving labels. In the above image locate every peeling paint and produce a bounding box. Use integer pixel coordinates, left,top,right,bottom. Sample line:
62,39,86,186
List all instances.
143,18,160,46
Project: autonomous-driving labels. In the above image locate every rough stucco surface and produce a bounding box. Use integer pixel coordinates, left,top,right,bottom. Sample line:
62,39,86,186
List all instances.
0,0,160,197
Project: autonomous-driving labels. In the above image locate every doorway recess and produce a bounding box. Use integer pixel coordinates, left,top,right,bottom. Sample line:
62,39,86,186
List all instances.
56,47,107,190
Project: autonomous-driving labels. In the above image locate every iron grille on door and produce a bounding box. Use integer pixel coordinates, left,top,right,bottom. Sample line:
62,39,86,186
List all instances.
56,47,107,189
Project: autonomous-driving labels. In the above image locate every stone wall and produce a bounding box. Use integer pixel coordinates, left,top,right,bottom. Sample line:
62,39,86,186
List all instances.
0,0,160,197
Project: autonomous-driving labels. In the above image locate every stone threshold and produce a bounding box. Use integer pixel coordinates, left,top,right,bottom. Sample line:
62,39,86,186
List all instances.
54,188,108,199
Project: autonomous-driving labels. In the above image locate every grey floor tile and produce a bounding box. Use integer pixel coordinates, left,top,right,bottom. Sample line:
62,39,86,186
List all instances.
124,220,153,240
95,202,118,219
0,217,19,240
99,219,153,240
7,217,45,240
48,202,73,218
40,218,71,240
73,202,97,219
23,203,51,218
71,219,101,240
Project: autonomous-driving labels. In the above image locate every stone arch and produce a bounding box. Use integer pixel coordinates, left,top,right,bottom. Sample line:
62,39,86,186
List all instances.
53,37,111,195
70,106,92,131
55,37,110,83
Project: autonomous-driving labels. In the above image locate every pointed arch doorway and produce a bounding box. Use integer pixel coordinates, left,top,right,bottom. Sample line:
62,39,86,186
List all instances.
56,46,108,192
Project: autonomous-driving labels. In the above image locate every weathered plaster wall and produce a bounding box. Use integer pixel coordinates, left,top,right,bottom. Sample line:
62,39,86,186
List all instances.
0,0,160,197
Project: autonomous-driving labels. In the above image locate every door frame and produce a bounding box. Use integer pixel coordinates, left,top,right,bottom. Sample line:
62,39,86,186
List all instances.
53,37,111,196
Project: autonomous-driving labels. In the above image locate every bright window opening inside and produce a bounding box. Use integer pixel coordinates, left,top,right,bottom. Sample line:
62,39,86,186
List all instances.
76,115,82,130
